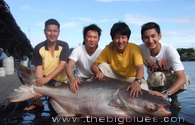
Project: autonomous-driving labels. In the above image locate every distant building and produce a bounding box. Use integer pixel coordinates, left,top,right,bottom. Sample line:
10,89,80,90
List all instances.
0,0,33,59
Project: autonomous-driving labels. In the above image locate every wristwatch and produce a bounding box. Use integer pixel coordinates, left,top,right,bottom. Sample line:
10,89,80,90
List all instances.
134,78,142,84
161,90,171,102
161,90,171,97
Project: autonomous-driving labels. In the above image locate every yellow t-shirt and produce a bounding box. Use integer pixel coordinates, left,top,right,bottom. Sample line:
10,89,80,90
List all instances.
95,43,143,78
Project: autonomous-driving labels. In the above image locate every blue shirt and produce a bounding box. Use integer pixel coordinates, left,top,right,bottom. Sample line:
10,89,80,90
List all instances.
0,52,7,60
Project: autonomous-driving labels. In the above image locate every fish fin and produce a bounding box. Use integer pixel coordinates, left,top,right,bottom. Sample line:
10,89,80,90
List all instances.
8,85,36,102
17,63,38,85
108,97,127,108
108,89,127,108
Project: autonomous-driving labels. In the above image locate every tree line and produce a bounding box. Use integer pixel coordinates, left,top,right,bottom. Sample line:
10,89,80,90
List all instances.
177,48,195,61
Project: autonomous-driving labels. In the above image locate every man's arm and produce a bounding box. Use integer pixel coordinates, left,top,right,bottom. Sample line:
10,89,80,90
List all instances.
36,61,67,87
47,61,67,80
66,59,81,93
150,70,186,99
34,65,44,78
163,70,186,98
135,64,144,80
66,59,76,82
126,64,144,98
91,62,104,80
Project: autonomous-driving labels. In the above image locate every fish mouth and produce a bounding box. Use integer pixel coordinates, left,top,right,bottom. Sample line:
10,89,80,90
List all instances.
153,104,172,119
164,104,171,109
160,104,172,117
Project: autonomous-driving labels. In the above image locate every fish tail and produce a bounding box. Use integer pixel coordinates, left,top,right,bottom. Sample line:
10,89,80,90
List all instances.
8,85,36,102
17,63,38,85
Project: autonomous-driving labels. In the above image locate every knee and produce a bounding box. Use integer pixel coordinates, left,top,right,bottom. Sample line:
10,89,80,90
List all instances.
141,80,149,91
98,63,110,70
147,72,166,87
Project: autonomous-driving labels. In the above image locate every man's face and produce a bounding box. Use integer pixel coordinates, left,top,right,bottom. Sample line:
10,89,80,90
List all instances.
84,30,99,48
113,33,128,53
142,28,162,50
44,24,60,43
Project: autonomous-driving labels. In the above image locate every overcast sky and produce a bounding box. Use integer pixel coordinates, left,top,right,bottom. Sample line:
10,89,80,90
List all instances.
5,0,195,49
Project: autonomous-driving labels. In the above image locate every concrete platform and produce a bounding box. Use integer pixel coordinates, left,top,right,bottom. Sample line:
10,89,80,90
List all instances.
0,72,22,105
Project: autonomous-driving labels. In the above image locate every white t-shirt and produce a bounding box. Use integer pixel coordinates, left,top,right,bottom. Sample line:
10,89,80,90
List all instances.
139,43,184,75
69,44,103,78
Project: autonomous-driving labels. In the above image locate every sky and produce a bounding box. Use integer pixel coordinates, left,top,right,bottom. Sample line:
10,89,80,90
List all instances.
5,0,195,49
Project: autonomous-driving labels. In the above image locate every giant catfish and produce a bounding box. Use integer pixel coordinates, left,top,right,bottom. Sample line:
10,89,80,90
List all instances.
8,64,171,119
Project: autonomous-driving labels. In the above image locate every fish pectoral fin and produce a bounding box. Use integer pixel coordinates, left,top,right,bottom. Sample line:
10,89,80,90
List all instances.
108,98,127,108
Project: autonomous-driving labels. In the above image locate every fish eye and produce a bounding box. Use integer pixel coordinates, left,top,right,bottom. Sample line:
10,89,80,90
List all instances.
149,105,157,112
150,106,155,111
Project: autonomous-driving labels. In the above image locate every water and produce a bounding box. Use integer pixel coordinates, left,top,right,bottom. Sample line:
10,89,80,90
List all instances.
178,62,195,117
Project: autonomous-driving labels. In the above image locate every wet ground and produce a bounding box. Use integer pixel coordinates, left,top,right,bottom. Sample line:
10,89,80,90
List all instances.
0,98,55,125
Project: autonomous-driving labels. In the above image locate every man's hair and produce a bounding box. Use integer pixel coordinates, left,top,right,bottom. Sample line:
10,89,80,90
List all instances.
83,24,102,44
45,18,60,29
110,21,131,40
141,22,161,37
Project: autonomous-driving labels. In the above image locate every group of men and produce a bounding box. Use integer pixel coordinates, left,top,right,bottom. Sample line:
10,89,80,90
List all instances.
23,18,190,111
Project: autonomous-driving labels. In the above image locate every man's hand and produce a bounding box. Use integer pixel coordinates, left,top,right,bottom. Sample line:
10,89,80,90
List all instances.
35,77,50,87
70,77,81,93
94,72,104,81
126,81,142,98
149,91,167,99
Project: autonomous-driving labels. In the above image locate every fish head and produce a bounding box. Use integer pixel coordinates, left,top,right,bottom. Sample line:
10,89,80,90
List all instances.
117,89,171,119
136,97,171,119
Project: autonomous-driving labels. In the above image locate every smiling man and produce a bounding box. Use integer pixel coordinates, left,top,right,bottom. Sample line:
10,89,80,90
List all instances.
66,24,103,93
91,21,149,98
139,22,190,108
24,18,70,110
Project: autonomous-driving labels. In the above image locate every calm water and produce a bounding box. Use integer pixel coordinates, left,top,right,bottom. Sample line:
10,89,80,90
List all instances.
178,62,195,116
